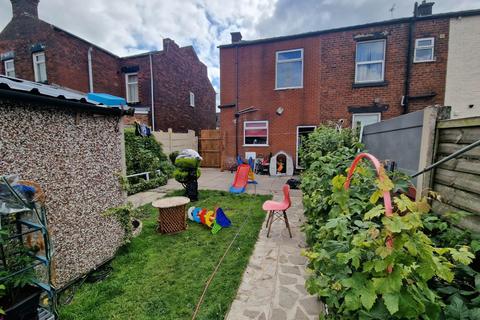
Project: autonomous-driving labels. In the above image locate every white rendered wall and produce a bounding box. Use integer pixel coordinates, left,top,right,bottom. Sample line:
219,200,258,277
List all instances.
445,16,480,119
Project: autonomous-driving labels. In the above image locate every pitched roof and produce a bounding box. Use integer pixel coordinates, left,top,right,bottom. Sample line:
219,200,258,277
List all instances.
219,8,480,49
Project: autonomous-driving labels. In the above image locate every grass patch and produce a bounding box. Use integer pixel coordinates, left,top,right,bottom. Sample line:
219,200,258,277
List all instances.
59,190,270,320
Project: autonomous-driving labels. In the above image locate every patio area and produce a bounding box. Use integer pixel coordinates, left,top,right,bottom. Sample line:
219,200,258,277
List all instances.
127,169,324,320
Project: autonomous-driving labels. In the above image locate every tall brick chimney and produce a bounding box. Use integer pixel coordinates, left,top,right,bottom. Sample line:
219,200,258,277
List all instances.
415,1,435,17
231,32,242,44
10,0,40,19
163,38,179,52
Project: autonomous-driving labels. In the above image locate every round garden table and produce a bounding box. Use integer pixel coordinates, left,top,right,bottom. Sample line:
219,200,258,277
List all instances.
152,196,190,234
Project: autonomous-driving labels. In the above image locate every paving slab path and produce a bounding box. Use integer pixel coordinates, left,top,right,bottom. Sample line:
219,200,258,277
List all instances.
127,168,324,319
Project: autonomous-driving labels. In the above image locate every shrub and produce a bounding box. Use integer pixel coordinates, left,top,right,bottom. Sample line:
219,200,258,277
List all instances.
124,129,172,193
300,126,477,319
169,151,179,164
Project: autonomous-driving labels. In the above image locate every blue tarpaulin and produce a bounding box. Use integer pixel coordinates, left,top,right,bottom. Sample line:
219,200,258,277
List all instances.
87,93,126,106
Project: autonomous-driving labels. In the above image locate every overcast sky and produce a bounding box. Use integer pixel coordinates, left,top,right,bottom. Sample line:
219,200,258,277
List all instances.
1,0,480,103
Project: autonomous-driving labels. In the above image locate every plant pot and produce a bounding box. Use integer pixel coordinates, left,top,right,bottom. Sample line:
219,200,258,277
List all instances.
0,285,42,320
131,218,143,238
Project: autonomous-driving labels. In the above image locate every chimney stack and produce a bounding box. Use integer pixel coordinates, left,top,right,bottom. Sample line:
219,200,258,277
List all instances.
10,0,40,19
231,32,242,44
415,1,435,17
163,38,179,52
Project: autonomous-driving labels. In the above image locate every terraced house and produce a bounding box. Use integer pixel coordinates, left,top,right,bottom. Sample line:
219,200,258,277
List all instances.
0,0,216,132
218,1,480,170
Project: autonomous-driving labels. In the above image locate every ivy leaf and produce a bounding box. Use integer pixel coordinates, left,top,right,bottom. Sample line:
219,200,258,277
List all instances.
383,292,399,315
344,291,361,311
373,268,402,294
364,205,384,220
360,283,377,311
417,262,435,281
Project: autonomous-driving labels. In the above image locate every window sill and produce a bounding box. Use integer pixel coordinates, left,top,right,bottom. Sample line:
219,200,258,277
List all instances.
274,86,303,91
352,81,388,88
243,144,269,147
413,59,436,64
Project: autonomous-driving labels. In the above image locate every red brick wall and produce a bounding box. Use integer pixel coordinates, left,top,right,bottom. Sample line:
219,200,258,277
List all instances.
219,18,450,167
0,16,216,133
0,16,121,95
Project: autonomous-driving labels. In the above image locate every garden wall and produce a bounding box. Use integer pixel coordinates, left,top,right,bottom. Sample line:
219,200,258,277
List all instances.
0,97,126,288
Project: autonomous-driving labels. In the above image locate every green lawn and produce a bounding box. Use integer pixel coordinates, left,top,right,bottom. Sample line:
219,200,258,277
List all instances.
59,190,270,320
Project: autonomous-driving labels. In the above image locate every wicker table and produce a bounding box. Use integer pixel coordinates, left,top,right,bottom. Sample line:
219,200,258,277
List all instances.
152,196,190,234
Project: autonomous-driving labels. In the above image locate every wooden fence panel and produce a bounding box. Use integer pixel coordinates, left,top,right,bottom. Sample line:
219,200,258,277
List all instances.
431,117,480,232
199,130,222,168
153,128,198,154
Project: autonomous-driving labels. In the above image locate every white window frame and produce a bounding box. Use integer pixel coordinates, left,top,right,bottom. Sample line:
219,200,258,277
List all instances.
32,52,47,82
243,120,269,147
4,59,15,77
125,72,139,103
275,48,304,90
352,112,381,142
414,37,435,63
189,91,195,107
355,39,386,84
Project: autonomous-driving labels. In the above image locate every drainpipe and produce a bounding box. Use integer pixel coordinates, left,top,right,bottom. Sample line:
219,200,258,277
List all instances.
235,45,239,158
149,53,155,131
403,4,417,114
87,47,93,92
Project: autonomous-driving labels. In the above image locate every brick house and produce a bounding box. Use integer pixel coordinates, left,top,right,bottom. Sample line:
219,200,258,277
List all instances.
0,0,216,133
218,2,480,171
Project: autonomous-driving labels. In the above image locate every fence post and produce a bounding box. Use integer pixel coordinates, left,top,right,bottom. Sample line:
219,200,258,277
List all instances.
416,106,439,200
168,128,173,154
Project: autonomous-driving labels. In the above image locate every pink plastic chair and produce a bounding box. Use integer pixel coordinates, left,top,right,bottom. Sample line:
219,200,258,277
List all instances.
262,184,292,238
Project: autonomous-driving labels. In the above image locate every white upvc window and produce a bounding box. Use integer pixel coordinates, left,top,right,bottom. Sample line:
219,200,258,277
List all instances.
125,73,139,103
355,40,386,83
189,91,195,107
244,121,268,146
414,37,435,63
352,113,381,130
275,48,303,89
4,59,15,77
32,52,47,82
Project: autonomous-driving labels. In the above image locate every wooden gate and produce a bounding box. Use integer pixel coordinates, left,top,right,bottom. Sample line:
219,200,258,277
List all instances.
199,129,222,168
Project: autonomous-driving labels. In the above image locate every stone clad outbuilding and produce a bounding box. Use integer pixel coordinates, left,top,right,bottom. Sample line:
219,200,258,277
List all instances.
0,76,133,288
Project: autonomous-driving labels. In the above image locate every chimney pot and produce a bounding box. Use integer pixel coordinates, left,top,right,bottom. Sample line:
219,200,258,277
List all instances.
10,0,40,19
231,32,242,44
416,1,435,17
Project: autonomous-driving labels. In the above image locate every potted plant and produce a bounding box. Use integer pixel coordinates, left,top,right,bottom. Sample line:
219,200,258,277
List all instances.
173,149,202,201
0,226,42,320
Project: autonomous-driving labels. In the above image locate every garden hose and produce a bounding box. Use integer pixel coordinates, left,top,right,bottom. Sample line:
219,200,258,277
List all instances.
191,207,252,320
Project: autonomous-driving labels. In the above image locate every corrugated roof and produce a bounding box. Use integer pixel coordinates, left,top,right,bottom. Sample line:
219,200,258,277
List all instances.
0,75,134,116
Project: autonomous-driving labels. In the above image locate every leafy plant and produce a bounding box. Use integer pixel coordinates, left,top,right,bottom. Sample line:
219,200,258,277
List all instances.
102,203,142,244
123,128,173,194
304,169,475,319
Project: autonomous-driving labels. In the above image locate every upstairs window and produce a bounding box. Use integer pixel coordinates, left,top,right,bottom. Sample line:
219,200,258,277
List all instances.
189,91,195,107
355,40,386,83
244,121,268,146
414,37,435,62
32,52,47,82
4,59,15,77
276,49,303,89
125,73,139,103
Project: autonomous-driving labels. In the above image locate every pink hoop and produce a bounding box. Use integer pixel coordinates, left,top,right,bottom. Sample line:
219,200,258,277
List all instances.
344,153,393,217
344,153,394,272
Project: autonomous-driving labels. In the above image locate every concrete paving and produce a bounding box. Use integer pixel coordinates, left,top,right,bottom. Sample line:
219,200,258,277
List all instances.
126,168,324,319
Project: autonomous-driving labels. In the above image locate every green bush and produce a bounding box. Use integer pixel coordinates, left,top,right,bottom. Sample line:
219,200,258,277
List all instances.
169,151,179,164
124,129,173,193
300,126,477,319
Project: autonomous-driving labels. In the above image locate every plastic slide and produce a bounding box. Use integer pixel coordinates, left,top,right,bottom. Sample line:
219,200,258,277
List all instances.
229,164,250,193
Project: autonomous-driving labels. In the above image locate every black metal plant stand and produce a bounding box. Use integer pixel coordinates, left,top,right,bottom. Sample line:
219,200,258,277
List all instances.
0,176,56,319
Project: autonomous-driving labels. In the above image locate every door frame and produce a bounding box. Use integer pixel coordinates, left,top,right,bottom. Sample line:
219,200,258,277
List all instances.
296,125,316,169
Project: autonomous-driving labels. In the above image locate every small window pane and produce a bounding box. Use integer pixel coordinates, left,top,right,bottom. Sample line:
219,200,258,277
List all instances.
245,137,267,145
5,61,14,69
277,60,302,88
278,50,302,61
417,39,433,47
127,74,138,83
35,54,45,63
353,114,380,130
356,41,385,62
415,48,433,61
356,63,383,82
